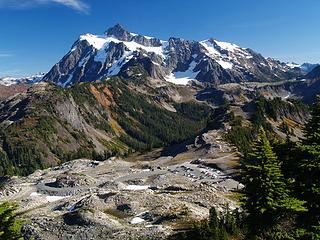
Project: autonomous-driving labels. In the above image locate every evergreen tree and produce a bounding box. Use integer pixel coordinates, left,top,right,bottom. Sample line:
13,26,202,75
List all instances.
296,96,320,227
242,128,306,236
303,96,320,145
0,201,23,240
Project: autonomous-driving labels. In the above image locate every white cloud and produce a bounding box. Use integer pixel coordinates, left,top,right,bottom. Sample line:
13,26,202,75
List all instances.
0,0,90,14
0,53,13,58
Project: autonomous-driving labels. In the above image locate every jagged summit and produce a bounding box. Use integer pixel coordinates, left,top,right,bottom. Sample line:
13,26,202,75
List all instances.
105,23,132,41
43,24,303,87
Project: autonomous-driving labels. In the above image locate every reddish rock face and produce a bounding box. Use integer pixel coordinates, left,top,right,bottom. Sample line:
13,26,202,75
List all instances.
0,84,29,101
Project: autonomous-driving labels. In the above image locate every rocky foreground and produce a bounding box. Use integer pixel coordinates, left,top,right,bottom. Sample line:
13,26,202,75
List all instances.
0,130,241,240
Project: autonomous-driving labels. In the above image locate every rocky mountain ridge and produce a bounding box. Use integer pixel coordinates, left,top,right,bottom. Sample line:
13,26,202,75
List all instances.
42,24,303,87
0,77,214,176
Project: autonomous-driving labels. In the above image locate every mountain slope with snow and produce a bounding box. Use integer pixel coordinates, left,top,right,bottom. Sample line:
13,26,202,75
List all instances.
43,24,302,87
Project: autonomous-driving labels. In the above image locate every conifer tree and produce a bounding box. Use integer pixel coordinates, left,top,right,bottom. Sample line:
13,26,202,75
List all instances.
0,201,23,240
296,96,320,226
303,96,320,145
242,128,306,235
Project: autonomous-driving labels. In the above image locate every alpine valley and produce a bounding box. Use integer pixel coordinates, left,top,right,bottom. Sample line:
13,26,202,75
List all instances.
1,24,320,240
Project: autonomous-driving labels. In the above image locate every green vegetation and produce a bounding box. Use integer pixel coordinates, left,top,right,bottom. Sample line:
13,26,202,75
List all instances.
225,112,253,154
0,78,215,176
242,128,306,238
172,207,245,240
255,97,308,122
226,97,308,154
187,96,319,239
107,78,212,152
293,96,320,235
0,201,23,240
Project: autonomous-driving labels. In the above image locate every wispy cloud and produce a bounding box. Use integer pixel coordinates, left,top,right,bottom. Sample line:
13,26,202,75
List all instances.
0,53,13,58
0,0,90,14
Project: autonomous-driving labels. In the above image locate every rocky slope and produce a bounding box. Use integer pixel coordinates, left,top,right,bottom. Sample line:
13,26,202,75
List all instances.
42,24,302,87
0,76,215,176
0,128,241,240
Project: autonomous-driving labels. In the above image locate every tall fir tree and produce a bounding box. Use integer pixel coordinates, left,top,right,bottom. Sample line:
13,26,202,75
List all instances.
304,96,320,145
242,127,306,236
296,96,320,227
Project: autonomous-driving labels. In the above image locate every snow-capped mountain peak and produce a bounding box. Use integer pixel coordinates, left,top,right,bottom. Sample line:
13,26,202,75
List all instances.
43,24,303,87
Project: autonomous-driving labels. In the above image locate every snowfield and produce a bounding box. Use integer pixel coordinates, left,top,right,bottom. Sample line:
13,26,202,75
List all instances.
126,185,150,191
129,217,145,224
165,61,199,85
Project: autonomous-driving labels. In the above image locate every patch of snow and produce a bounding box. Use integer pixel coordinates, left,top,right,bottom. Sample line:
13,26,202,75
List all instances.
30,192,67,202
287,63,300,69
200,40,235,69
214,40,239,52
94,45,108,63
124,41,165,58
46,196,66,202
144,35,153,40
126,185,150,191
200,40,221,56
217,59,233,69
79,34,166,58
165,61,199,85
30,192,42,197
108,54,134,75
129,217,145,224
80,34,109,50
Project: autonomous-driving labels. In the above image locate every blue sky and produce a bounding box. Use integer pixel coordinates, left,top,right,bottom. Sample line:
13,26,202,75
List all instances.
0,0,319,77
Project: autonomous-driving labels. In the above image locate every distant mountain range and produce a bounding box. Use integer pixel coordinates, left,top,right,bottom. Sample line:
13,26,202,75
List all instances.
1,24,318,88
300,63,320,73
0,73,45,86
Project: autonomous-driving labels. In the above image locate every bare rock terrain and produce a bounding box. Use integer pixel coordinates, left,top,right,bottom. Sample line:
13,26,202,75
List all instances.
0,130,241,240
